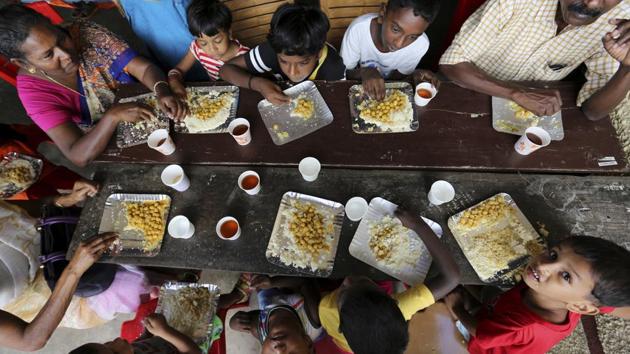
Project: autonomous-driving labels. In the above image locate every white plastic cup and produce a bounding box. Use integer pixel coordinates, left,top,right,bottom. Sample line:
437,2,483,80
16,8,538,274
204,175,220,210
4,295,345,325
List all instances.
298,157,321,182
345,197,368,221
514,127,551,156
160,164,190,192
414,82,438,107
216,216,241,240
147,129,175,155
228,118,252,146
167,215,195,239
238,170,261,195
428,180,455,205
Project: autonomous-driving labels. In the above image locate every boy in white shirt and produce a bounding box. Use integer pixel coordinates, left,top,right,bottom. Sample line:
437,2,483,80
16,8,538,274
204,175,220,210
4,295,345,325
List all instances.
341,0,440,100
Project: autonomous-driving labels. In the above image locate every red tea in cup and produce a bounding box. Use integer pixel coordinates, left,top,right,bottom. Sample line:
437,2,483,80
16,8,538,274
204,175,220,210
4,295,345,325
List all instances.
232,124,249,136
241,174,259,190
417,88,433,99
220,220,239,238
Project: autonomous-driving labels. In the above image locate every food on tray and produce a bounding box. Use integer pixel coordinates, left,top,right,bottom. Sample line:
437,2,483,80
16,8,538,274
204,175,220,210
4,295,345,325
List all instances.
123,200,168,251
161,286,213,339
0,160,35,187
456,195,511,229
291,95,315,119
357,89,413,130
508,101,536,119
118,96,167,146
185,91,235,133
267,199,337,272
368,216,418,269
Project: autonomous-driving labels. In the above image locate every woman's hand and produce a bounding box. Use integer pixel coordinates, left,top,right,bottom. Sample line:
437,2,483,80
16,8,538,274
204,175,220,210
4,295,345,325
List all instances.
107,102,155,123
54,179,99,207
67,232,119,276
156,82,187,121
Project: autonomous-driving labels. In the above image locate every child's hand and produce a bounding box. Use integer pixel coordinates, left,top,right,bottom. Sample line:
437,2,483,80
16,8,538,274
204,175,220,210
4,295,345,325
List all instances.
255,78,290,105
394,207,417,229
413,69,440,90
251,274,272,290
361,67,385,101
444,289,464,311
145,313,170,337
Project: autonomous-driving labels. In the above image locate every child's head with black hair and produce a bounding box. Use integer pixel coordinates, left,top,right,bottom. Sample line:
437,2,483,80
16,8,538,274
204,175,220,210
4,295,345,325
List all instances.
337,276,409,354
186,0,234,59
375,0,440,53
267,3,330,83
523,236,630,315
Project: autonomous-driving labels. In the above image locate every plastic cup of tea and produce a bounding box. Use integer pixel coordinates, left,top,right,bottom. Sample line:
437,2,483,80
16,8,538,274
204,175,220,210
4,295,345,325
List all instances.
428,180,455,206
238,170,261,195
167,215,195,239
514,127,551,156
147,129,175,155
414,82,438,107
345,197,368,221
160,164,190,192
298,157,321,182
228,118,252,146
216,216,241,240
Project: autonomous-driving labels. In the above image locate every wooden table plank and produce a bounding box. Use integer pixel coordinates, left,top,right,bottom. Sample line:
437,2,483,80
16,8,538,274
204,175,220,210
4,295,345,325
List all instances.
96,81,628,174
69,164,630,284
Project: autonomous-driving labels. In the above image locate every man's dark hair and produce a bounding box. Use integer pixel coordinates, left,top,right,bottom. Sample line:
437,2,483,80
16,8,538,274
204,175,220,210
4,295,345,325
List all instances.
560,236,630,307
339,287,409,354
268,3,329,56
69,343,101,354
186,0,232,37
0,4,54,59
386,0,441,23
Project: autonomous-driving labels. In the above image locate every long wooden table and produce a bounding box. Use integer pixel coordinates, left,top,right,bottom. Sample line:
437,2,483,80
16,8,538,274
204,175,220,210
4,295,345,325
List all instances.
96,81,628,174
69,164,630,285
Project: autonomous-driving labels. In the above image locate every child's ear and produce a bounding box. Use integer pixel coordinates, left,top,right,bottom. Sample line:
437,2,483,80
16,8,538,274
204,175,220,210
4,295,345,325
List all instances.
566,301,600,316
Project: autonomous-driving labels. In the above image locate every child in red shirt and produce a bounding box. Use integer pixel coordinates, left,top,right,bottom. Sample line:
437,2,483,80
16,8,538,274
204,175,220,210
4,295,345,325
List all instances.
446,236,630,354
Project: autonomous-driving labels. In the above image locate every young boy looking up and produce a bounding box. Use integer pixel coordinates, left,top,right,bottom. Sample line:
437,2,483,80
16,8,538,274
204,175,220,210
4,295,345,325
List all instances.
446,236,630,354
219,3,346,105
168,0,249,99
341,0,440,100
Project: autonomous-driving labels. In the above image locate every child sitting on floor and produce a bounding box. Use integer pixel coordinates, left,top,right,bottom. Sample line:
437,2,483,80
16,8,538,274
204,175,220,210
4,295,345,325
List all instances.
70,313,201,354
168,0,249,98
445,236,630,354
231,207,460,354
220,3,346,105
341,0,440,100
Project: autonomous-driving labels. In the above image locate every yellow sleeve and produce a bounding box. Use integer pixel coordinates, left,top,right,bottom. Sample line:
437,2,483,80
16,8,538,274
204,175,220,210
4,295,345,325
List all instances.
318,290,353,352
393,284,436,321
439,0,515,66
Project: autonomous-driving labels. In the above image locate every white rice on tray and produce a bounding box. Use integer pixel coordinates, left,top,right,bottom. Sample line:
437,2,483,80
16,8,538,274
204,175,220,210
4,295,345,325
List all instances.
358,89,413,131
184,92,234,133
368,216,419,272
267,200,336,272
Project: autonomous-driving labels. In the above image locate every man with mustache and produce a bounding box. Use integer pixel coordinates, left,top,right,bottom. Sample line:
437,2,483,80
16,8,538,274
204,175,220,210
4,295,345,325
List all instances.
440,0,630,121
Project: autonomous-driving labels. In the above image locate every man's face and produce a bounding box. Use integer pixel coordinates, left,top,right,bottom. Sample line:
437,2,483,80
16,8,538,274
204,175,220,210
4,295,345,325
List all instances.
277,52,320,83
379,6,429,52
559,0,622,26
261,310,313,354
523,244,597,309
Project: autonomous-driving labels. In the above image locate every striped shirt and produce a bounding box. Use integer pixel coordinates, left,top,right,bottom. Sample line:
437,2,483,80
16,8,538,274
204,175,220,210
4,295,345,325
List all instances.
440,0,630,106
190,40,249,80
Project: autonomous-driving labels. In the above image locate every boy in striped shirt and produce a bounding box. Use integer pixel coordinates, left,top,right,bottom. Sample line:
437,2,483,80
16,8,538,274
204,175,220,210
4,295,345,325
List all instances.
220,3,346,105
168,0,249,99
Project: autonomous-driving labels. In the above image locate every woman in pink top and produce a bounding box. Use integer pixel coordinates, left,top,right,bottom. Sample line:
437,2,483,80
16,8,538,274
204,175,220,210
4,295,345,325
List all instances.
0,5,186,167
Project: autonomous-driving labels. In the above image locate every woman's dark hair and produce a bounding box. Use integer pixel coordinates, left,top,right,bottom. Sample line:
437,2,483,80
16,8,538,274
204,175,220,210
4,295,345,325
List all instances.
560,236,630,307
268,3,330,56
339,287,409,354
386,0,441,23
186,0,232,38
0,4,55,59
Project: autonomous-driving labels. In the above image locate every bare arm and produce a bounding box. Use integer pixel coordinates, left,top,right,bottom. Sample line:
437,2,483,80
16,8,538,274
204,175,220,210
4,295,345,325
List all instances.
395,208,460,300
219,55,290,105
168,51,198,99
440,62,562,117
145,314,201,354
0,233,117,351
608,307,630,320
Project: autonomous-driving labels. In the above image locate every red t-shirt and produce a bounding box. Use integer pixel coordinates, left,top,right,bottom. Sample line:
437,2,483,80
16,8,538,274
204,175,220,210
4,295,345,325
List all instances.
469,283,614,354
